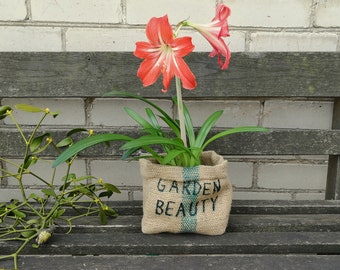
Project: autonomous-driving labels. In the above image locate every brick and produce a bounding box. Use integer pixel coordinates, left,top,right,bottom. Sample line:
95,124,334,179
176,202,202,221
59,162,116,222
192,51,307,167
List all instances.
0,0,26,20
66,28,146,51
126,0,216,25
233,191,292,200
228,31,246,52
227,0,311,27
250,32,337,52
258,163,328,190
262,100,333,129
228,162,253,188
132,190,143,200
184,100,260,127
5,159,87,186
3,98,85,126
31,0,121,23
294,192,325,200
91,98,172,127
315,0,340,27
0,26,61,51
90,160,141,187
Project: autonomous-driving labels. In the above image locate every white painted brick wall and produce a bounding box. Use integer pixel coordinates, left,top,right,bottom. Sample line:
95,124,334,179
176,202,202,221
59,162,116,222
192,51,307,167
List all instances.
126,0,216,25
31,0,121,23
0,0,26,21
91,98,172,126
1,0,339,201
0,26,62,51
257,163,328,190
185,100,260,127
315,0,340,27
250,32,338,52
262,100,333,129
227,0,312,28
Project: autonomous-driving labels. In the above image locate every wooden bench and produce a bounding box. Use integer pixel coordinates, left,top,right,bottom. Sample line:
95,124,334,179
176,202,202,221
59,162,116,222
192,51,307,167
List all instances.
1,52,340,269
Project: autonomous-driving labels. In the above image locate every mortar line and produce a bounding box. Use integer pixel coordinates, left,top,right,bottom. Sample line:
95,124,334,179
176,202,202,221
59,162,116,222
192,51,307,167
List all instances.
25,0,32,21
257,100,265,126
310,0,318,29
252,161,259,189
61,27,67,51
120,0,127,24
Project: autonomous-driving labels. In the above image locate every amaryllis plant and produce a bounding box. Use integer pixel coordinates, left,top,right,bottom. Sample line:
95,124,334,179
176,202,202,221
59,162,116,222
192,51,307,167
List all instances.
54,4,268,168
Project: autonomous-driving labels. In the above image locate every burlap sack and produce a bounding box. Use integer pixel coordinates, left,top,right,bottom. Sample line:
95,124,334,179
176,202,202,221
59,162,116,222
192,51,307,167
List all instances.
139,151,232,235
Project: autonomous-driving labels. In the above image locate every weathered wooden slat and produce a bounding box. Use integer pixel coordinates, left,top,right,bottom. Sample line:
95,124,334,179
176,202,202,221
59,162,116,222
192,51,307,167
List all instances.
0,52,339,98
1,127,340,157
2,231,340,256
2,255,340,270
53,213,340,234
111,199,340,217
2,201,340,268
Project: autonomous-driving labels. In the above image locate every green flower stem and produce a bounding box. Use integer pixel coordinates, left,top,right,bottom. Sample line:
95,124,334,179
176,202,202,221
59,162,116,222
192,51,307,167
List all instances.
175,76,187,148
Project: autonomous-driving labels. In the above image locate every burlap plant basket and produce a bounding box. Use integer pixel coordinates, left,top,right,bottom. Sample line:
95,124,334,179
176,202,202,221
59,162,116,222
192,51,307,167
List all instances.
139,151,232,235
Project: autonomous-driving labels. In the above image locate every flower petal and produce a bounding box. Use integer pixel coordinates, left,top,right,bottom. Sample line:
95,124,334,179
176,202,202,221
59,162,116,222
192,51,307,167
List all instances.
146,15,174,45
137,58,162,87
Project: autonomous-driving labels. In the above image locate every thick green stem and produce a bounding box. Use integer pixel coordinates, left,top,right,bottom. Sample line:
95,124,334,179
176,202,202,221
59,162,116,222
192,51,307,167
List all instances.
175,76,187,148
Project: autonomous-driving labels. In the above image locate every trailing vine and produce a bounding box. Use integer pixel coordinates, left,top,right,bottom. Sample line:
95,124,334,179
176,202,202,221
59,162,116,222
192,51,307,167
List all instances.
0,104,120,270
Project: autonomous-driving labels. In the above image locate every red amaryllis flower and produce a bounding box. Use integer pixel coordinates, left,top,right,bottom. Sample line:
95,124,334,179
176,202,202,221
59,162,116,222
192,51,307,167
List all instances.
134,15,197,93
188,4,231,70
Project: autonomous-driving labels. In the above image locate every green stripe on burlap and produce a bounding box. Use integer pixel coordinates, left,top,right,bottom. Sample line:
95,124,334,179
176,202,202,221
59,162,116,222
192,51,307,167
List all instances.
181,166,200,233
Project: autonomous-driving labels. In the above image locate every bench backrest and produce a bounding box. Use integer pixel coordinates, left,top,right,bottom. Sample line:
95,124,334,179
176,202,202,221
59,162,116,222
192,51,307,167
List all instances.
0,52,339,199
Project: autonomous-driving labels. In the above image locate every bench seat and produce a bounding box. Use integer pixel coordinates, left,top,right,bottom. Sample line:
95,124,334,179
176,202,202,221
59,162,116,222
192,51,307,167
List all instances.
1,200,340,269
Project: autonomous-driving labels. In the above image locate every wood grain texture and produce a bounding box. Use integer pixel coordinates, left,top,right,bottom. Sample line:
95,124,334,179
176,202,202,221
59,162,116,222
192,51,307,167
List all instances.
1,52,339,98
1,201,340,269
1,127,340,157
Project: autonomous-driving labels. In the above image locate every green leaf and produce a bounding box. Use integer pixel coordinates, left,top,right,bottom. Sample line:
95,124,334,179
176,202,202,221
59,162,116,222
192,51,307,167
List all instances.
120,135,188,152
158,115,180,137
12,209,26,218
0,105,11,120
161,149,185,165
66,128,89,137
21,230,36,238
99,208,107,225
15,104,45,113
202,126,270,150
105,91,178,131
62,173,77,183
124,107,153,130
56,137,73,148
53,133,133,167
52,208,66,219
99,190,113,198
30,133,51,153
50,111,60,118
20,155,38,171
195,110,223,148
103,183,121,194
145,108,160,129
42,188,57,198
27,218,41,225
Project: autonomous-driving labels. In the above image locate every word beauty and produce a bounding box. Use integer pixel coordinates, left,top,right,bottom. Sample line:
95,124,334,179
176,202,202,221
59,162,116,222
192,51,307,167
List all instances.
154,178,221,217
